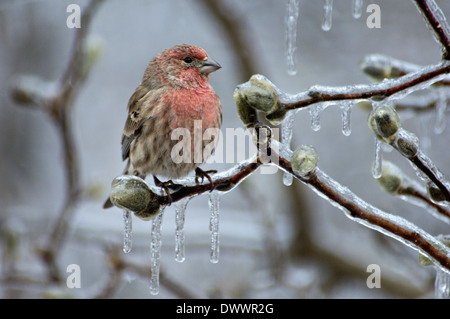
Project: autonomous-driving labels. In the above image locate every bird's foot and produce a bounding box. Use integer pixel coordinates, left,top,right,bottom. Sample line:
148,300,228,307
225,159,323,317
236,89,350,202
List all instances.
195,167,217,191
153,176,182,205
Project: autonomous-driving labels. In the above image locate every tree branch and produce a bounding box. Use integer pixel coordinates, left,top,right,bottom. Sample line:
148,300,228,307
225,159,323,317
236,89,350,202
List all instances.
107,132,450,274
412,0,450,60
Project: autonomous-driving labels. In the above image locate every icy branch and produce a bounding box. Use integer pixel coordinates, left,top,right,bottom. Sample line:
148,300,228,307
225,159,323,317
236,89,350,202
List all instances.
239,61,450,124
107,133,450,274
9,0,105,281
412,0,450,60
368,105,450,202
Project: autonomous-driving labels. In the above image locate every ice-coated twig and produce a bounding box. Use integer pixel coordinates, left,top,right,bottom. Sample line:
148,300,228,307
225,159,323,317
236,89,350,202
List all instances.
361,53,450,85
377,161,450,224
368,104,450,202
234,61,450,129
412,0,450,60
9,0,105,282
107,134,450,274
282,61,450,111
273,140,450,274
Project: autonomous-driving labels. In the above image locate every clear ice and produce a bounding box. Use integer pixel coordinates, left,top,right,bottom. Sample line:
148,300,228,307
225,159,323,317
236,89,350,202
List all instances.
281,111,296,186
307,167,450,276
285,0,300,75
352,0,363,19
372,138,383,179
208,191,221,264
435,268,450,299
340,101,352,136
149,208,165,295
174,198,190,263
309,103,323,131
322,0,333,31
123,210,132,253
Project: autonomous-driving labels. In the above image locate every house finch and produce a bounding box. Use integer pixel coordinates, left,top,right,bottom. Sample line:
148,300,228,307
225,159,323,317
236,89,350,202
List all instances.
104,44,222,208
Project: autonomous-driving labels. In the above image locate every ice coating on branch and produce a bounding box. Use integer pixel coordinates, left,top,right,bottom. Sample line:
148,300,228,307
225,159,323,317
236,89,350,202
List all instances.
414,0,450,56
321,0,333,31
433,235,450,298
123,210,132,253
340,101,353,136
372,138,383,179
435,268,450,299
281,111,297,186
208,191,221,263
304,168,450,276
285,0,300,75
149,208,165,295
352,0,363,19
361,54,421,82
378,161,450,225
434,87,448,134
174,198,190,263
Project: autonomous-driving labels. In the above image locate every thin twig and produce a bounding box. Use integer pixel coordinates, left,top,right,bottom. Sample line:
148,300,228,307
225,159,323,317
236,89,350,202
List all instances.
413,0,450,60
37,0,105,281
280,61,450,111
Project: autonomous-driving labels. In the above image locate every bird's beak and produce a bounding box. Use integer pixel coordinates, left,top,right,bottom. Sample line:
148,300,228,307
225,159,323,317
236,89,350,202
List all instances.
200,57,221,74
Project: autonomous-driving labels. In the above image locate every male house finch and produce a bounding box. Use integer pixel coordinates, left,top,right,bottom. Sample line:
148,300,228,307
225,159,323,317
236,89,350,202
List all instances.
104,44,222,208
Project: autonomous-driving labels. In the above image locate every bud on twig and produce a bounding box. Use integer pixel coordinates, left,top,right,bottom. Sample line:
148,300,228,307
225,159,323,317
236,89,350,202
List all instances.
368,105,401,143
109,176,161,220
377,161,403,195
291,145,318,177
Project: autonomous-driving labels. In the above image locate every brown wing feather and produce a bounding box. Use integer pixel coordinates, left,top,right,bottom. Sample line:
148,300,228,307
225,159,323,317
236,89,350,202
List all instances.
121,85,149,161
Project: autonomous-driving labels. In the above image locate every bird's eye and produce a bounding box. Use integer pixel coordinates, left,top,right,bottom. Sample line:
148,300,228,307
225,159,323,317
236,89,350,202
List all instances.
183,57,193,63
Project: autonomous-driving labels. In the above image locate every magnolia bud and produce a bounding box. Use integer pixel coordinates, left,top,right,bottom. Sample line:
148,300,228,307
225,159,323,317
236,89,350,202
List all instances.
368,105,400,142
109,175,160,220
291,145,318,177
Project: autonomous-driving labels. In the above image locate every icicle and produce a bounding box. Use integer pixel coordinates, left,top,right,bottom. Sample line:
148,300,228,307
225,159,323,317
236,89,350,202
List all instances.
208,191,221,264
174,198,190,263
435,269,450,299
281,111,296,186
321,0,333,31
309,103,324,131
149,207,165,295
340,101,352,136
372,138,383,179
123,210,132,253
285,0,300,75
352,0,363,19
434,88,447,134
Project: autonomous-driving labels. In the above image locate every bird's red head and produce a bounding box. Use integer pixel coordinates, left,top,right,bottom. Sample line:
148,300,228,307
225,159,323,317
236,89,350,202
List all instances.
154,44,221,89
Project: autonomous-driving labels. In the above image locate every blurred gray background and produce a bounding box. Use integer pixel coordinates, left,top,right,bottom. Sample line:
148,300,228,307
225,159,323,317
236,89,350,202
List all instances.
0,0,449,298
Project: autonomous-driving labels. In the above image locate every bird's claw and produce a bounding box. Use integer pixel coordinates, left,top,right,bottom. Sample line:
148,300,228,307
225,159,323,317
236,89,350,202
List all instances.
153,176,182,205
195,167,217,191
